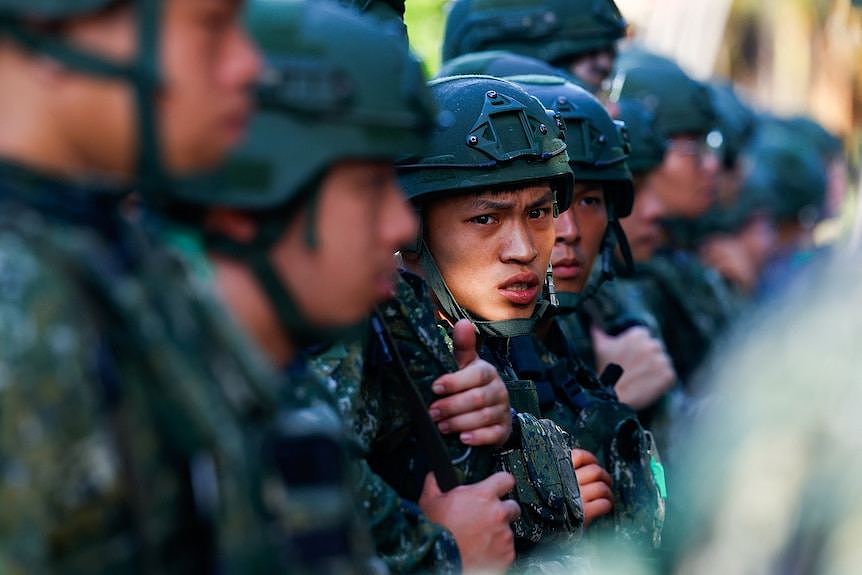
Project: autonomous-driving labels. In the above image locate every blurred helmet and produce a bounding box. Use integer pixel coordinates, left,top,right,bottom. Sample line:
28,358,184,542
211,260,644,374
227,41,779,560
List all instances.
613,45,716,137
614,98,667,175
510,75,632,217
707,82,757,170
442,0,627,66
436,49,582,84
175,0,433,210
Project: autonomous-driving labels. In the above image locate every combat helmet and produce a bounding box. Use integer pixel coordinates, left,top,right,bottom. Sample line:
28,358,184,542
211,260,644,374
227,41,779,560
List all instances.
510,75,635,297
183,0,433,344
612,45,716,137
707,82,757,170
338,0,408,42
0,0,173,200
398,75,573,336
614,98,667,176
442,0,626,66
437,50,584,86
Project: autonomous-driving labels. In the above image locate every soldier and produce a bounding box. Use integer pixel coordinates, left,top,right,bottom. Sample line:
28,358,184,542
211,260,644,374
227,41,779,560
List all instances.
396,74,607,564
442,0,628,93
744,125,831,301
501,75,668,550
695,83,770,296
158,2,522,573
704,82,758,208
439,51,677,420
612,46,741,384
0,0,334,572
653,251,862,575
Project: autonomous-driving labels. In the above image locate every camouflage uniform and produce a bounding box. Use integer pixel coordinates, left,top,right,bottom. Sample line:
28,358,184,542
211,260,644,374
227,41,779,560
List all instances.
0,165,373,573
312,337,462,574
639,248,862,575
625,253,741,383
313,272,585,567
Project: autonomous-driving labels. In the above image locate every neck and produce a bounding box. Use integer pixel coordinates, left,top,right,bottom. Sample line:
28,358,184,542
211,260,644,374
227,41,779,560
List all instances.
210,253,296,368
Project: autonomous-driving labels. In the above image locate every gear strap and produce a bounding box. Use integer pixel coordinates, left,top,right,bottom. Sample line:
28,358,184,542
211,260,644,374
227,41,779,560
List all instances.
370,310,461,492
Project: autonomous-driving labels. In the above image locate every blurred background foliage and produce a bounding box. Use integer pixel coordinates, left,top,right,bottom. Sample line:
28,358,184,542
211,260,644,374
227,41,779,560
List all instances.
405,0,862,145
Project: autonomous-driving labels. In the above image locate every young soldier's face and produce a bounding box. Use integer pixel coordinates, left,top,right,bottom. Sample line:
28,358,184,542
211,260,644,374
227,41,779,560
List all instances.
620,173,667,263
424,183,555,321
650,134,718,219
50,0,258,177
272,161,417,326
551,182,607,293
567,48,616,92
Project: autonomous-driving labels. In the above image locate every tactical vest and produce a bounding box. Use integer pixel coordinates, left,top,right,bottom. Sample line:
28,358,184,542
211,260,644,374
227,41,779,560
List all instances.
508,331,667,549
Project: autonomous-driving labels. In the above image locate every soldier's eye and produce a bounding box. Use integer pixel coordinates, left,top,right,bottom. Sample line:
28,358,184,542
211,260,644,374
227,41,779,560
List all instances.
528,207,552,219
470,214,497,225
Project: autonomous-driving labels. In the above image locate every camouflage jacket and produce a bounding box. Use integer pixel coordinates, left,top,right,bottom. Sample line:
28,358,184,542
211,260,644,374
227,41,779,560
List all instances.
0,162,368,574
311,339,461,574
368,273,584,552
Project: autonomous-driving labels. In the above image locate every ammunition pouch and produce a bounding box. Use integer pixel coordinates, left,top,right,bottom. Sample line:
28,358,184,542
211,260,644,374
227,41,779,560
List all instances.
497,412,584,545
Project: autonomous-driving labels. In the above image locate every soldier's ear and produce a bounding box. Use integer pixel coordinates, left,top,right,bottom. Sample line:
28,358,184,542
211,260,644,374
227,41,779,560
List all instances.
203,208,258,243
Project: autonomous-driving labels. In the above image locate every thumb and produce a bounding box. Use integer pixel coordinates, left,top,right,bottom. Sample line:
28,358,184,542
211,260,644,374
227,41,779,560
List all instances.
451,319,478,369
421,472,443,499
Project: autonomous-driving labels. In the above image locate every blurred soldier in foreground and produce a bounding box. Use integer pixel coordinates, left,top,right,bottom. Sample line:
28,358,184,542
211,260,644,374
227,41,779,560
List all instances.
657,249,862,575
0,0,328,571
159,1,524,572
442,0,628,93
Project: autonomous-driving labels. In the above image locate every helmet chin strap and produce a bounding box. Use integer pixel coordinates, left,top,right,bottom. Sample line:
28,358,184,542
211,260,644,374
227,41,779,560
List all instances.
417,239,550,339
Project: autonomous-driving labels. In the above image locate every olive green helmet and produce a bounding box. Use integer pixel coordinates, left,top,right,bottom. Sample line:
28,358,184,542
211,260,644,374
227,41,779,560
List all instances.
437,50,580,83
176,0,433,210
0,0,167,200
509,75,633,217
337,0,407,42
612,45,716,137
509,75,635,286
398,75,573,337
707,82,757,170
398,75,572,210
442,0,627,66
614,98,667,175
744,138,827,227
191,0,433,345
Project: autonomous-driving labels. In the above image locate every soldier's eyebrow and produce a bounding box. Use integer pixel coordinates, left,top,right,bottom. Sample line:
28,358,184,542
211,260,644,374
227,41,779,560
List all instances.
471,197,515,211
470,189,553,212
526,191,554,210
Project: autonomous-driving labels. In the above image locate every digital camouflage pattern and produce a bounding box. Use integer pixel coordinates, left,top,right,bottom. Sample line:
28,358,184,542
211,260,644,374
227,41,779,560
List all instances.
0,164,375,574
309,338,462,574
509,330,666,550
335,271,586,560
